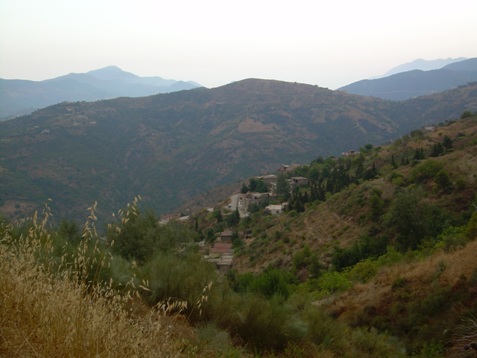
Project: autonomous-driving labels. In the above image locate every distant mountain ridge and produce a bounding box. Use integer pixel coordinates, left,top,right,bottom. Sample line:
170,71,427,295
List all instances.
0,66,201,119
381,57,467,77
1,78,476,222
339,58,477,100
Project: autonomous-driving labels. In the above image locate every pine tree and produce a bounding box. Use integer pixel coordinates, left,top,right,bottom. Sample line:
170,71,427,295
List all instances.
443,136,453,150
391,155,398,169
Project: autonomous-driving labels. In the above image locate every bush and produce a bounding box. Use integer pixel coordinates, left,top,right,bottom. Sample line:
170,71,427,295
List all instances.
232,268,295,299
410,160,443,183
434,169,452,191
0,215,192,357
332,235,388,270
139,251,218,320
385,189,449,251
231,294,290,351
435,226,467,252
317,271,351,295
465,211,477,239
348,259,379,283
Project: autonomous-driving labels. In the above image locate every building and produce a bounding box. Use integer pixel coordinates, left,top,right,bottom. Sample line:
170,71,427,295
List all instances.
239,192,271,211
341,150,356,157
160,213,181,224
207,242,234,271
220,229,234,244
291,176,309,187
217,254,233,271
265,204,286,215
259,174,277,185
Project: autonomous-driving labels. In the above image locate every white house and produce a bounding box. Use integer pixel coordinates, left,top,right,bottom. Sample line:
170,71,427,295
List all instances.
265,203,287,215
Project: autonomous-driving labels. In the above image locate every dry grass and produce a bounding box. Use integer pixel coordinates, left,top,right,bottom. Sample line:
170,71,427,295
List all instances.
0,217,201,358
326,239,477,326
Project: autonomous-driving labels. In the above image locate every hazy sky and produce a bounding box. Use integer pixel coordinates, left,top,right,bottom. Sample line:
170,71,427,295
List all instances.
1,0,476,89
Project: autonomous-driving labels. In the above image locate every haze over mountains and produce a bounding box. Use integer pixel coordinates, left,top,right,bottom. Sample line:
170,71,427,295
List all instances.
0,66,201,119
1,77,477,222
2,58,476,120
380,57,467,77
339,57,477,100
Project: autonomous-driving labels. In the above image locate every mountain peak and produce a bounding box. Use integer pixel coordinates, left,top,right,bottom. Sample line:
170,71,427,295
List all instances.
86,66,138,81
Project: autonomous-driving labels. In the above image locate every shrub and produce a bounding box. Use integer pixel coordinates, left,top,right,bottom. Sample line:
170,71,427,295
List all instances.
231,294,290,351
434,169,452,191
332,235,388,270
435,226,467,252
0,214,193,357
348,259,379,283
385,189,449,251
465,211,477,239
139,251,218,321
410,160,443,183
317,271,352,295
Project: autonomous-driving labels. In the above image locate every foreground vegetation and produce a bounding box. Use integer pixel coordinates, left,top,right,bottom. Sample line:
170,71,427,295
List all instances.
2,113,477,357
1,201,408,357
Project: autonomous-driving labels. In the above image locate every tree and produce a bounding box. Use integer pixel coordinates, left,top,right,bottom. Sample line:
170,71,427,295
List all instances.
58,219,82,245
360,143,374,153
410,160,443,183
214,208,223,223
249,268,294,299
370,191,384,221
275,173,290,200
442,136,453,150
363,163,378,180
385,189,447,251
430,142,444,157
391,155,398,169
108,208,165,263
386,190,426,251
249,178,268,193
435,169,452,191
414,147,425,160
226,208,240,227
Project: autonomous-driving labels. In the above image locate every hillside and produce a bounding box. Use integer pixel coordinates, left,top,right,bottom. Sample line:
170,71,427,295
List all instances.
0,66,200,119
2,113,477,357
339,58,477,100
230,113,477,273
195,113,477,355
1,79,477,224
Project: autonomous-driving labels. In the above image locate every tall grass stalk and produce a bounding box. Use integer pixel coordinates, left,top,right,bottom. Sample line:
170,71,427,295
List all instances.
0,207,195,357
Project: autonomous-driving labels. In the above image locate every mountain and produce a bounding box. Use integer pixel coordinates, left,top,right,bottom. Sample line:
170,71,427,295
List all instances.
2,110,477,358
222,113,477,354
339,58,477,100
1,79,476,223
381,57,467,77
0,66,201,120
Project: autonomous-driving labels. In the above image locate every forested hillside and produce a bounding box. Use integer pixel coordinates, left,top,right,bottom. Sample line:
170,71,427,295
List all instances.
2,112,477,357
1,79,477,224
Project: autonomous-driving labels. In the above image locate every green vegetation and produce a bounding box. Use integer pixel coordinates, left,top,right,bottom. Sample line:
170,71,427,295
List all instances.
2,113,477,356
2,80,477,225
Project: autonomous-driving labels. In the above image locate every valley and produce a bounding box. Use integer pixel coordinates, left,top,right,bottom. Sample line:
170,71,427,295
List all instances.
2,112,477,357
1,79,477,225
1,65,477,357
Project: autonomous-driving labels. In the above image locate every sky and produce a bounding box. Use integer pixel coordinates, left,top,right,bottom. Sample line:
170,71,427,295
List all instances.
1,0,477,89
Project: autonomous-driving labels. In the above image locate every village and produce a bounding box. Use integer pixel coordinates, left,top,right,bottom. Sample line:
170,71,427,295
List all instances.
202,165,310,272
158,164,311,272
